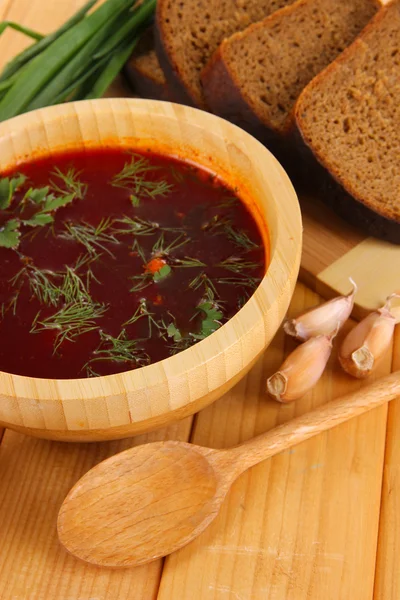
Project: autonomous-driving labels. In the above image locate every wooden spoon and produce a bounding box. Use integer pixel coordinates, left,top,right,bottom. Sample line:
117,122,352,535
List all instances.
58,372,400,568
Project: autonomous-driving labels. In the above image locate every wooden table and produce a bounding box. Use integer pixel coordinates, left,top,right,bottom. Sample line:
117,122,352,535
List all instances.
0,2,399,599
0,282,398,600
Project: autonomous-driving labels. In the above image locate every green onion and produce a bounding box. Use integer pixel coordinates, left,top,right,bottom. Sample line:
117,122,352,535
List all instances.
26,10,127,111
77,0,158,100
50,55,110,106
95,0,156,61
0,0,156,121
0,21,43,42
78,39,138,100
0,0,97,83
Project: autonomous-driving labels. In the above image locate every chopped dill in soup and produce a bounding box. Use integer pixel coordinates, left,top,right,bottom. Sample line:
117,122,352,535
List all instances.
0,148,266,379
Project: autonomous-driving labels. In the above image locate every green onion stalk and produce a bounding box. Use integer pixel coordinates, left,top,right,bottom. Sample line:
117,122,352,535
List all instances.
0,0,156,121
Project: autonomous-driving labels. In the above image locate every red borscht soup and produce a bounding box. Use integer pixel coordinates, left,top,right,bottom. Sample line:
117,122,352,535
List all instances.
0,148,266,379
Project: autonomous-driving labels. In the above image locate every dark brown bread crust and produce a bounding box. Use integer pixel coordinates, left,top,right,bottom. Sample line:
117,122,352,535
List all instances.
202,0,379,142
202,46,301,175
291,127,400,244
124,28,168,100
295,1,400,243
202,47,285,152
154,17,198,107
124,58,171,101
124,28,183,103
155,0,297,109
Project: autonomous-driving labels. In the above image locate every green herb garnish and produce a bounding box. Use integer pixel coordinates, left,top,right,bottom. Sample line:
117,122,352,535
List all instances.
201,215,230,233
14,169,87,232
129,272,153,293
173,256,207,268
237,292,252,309
22,186,51,206
223,225,259,251
23,213,54,227
152,232,189,256
192,300,224,340
50,167,87,200
12,264,60,306
169,166,185,183
202,217,259,251
60,218,118,257
60,265,93,304
159,320,194,355
188,271,218,297
115,216,158,236
12,255,96,307
0,218,21,248
21,188,76,228
28,268,61,305
130,194,140,207
41,194,75,212
86,365,100,378
153,264,171,282
168,336,194,355
0,289,21,318
85,329,149,373
217,256,262,274
166,322,182,342
112,153,173,204
216,195,240,210
0,174,26,209
124,298,159,336
217,275,261,289
31,301,108,352
114,216,180,237
128,239,145,263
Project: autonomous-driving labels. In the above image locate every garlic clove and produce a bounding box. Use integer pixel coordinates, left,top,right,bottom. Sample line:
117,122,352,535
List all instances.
339,296,397,379
266,334,334,403
386,293,400,324
283,278,357,341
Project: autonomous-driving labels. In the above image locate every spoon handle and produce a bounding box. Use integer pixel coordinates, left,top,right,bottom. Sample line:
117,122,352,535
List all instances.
223,372,400,477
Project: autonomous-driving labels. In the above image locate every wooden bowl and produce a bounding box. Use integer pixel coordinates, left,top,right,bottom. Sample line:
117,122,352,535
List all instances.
0,99,302,441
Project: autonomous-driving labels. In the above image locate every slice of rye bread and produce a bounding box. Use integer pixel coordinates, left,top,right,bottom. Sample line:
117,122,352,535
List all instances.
124,28,171,101
201,0,378,150
295,0,400,244
155,0,297,109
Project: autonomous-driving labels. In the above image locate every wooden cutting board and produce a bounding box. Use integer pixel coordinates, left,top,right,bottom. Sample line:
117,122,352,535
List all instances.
0,0,399,319
300,194,400,319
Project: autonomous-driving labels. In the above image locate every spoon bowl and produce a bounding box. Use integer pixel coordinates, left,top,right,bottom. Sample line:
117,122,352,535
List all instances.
58,441,224,567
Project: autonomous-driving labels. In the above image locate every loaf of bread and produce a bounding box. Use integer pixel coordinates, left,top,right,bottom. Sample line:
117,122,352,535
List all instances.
124,28,171,101
295,0,400,243
202,0,378,149
155,0,297,109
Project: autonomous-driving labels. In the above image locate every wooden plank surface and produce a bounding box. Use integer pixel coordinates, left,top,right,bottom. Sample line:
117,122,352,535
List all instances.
373,327,400,600
158,285,391,600
299,195,365,285
0,283,393,599
0,1,398,599
0,418,193,599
